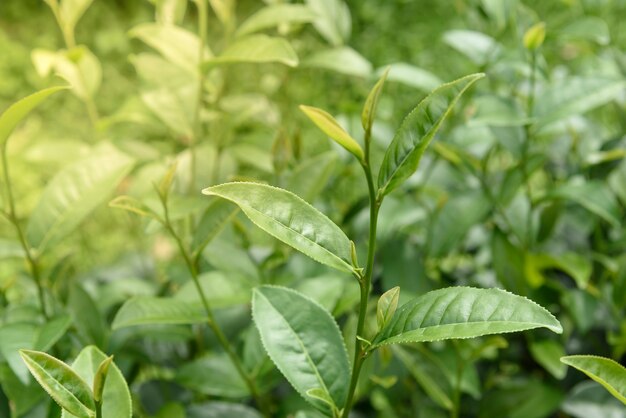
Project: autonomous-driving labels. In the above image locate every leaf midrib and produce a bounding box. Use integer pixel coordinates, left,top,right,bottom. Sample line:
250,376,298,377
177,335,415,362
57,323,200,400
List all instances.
255,290,333,406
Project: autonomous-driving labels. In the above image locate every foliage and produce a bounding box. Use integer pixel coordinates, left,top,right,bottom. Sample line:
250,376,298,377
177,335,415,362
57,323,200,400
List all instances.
1,0,625,417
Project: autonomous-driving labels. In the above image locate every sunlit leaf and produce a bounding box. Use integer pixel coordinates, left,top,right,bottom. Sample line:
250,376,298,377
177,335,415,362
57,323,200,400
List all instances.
305,0,351,46
299,105,364,161
130,23,210,74
206,35,298,67
378,73,484,196
203,182,356,273
303,47,372,77
372,287,562,347
236,4,317,37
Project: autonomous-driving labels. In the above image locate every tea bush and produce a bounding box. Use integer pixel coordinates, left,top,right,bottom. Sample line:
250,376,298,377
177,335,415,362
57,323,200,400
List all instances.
1,0,625,417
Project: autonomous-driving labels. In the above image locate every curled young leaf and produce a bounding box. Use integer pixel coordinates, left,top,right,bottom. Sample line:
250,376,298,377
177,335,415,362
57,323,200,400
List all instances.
62,346,132,418
377,73,484,197
93,356,113,403
362,66,390,133
377,286,400,329
299,105,364,161
203,182,356,274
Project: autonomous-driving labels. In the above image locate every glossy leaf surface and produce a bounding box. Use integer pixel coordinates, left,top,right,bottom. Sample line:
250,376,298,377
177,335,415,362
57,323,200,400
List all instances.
203,182,355,273
372,287,562,347
377,73,484,196
19,350,95,418
561,355,626,404
252,286,350,413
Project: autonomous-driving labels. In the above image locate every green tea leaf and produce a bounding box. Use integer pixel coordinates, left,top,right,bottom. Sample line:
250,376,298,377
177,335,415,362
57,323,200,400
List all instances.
303,47,372,77
141,87,195,137
61,346,131,418
60,0,94,31
19,350,95,418
68,284,108,348
92,356,113,403
443,30,500,65
362,67,389,133
372,287,562,347
0,324,38,384
203,182,356,273
26,143,135,252
393,346,453,410
377,286,400,329
378,73,484,196
529,340,567,379
0,86,67,147
206,35,298,67
288,152,337,203
35,314,73,352
542,180,620,227
533,77,626,128
176,353,249,398
32,47,101,100
299,105,364,161
236,4,317,37
112,297,206,329
559,17,610,45
305,0,351,46
252,285,350,414
379,63,442,92
187,402,263,418
129,23,210,74
561,355,626,404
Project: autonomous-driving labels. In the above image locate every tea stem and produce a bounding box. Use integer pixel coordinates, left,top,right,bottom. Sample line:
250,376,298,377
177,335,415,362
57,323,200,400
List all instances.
1,147,49,319
521,51,538,249
342,128,381,418
161,200,269,416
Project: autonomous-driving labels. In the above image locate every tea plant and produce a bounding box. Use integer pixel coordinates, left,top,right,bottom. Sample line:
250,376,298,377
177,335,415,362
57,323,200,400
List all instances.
1,0,626,417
